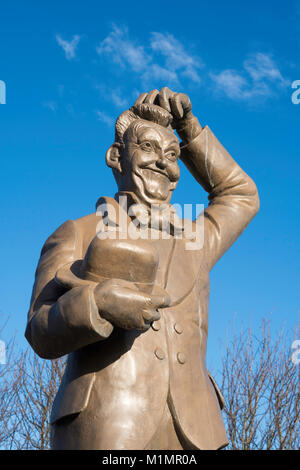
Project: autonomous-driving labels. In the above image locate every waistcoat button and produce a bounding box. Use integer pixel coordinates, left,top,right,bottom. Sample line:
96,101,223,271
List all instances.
177,352,186,364
155,348,165,360
174,323,183,334
152,320,161,331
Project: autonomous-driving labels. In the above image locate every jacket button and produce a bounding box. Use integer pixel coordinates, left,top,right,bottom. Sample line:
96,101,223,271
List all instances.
155,348,165,360
177,352,186,364
152,320,161,331
174,323,183,334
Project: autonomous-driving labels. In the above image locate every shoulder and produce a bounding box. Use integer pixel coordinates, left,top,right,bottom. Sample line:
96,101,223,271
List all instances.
41,196,110,256
40,212,96,256
72,212,99,241
41,219,77,256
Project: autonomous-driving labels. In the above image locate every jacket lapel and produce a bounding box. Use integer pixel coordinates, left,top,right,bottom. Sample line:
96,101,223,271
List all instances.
164,236,200,307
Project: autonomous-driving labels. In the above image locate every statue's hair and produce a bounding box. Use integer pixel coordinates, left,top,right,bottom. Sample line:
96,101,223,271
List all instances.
115,103,173,144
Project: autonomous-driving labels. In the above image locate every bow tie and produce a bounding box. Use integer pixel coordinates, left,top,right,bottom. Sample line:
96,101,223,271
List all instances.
128,201,183,235
116,191,184,236
96,194,202,247
96,193,184,237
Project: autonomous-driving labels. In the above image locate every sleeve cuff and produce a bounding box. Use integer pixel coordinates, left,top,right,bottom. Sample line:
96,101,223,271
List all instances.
177,115,203,145
88,285,114,339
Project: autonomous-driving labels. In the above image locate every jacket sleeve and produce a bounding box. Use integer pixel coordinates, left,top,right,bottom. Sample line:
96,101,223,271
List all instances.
25,219,113,359
180,121,260,270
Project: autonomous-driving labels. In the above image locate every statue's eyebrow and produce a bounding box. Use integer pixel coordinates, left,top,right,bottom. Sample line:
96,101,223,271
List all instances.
165,140,180,149
136,128,179,151
165,145,180,155
137,132,161,146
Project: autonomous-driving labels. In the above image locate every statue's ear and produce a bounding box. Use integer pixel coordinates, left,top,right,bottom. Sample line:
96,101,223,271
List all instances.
105,143,123,173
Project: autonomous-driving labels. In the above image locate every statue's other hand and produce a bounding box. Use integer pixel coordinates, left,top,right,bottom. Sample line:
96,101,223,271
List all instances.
93,279,170,331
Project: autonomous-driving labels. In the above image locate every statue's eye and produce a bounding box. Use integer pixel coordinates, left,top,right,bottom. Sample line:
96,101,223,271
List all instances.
166,151,177,161
141,142,153,151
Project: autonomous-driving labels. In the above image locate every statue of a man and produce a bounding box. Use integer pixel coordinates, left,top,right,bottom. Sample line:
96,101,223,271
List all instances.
26,88,259,450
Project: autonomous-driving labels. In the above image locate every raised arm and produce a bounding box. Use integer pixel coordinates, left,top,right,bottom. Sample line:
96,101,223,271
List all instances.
178,117,259,269
154,87,259,270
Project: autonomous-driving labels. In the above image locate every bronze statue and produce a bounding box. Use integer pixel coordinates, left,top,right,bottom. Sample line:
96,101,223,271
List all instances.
26,88,259,450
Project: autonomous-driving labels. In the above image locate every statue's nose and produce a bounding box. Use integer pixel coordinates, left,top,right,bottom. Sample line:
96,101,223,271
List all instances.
156,155,168,169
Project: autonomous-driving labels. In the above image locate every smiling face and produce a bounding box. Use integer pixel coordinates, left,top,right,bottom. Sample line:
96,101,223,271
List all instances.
118,120,180,206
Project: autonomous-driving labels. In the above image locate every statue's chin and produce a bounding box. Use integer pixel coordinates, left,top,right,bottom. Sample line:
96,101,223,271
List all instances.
143,184,170,201
134,170,172,205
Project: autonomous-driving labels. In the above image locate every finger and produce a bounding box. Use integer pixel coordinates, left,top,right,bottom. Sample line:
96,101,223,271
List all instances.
142,308,160,323
123,317,150,331
158,87,172,112
134,92,148,106
170,95,184,119
137,322,151,331
178,93,192,114
150,293,171,309
144,89,159,104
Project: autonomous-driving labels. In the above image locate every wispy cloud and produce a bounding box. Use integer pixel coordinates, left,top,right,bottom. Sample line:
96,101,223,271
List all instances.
95,83,130,109
54,27,288,110
111,89,129,108
56,34,81,60
96,26,203,85
211,53,288,101
43,101,57,112
244,53,286,84
142,63,178,84
96,26,149,72
96,110,114,126
150,32,203,83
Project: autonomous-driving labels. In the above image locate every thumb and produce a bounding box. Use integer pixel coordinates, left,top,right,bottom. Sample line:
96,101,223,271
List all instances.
150,292,171,309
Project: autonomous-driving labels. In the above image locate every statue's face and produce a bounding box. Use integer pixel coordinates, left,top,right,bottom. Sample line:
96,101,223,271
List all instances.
120,120,180,205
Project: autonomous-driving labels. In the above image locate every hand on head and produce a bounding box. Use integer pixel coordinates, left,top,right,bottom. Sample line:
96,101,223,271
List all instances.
134,88,193,126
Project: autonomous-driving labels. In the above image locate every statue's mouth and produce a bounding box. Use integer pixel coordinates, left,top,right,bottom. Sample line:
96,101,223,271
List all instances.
137,168,171,201
140,168,170,183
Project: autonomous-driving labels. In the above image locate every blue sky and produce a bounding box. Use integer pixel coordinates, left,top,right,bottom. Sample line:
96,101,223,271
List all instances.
0,0,299,374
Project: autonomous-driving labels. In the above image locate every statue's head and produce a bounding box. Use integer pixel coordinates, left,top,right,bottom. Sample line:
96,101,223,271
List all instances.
106,103,180,206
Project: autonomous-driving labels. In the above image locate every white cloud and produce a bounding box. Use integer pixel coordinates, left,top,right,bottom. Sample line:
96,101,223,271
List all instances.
150,32,203,83
96,110,114,126
211,53,288,101
210,70,250,100
142,63,179,84
111,89,129,108
96,26,150,72
96,26,203,85
244,53,286,85
43,101,57,112
56,34,81,60
95,83,129,108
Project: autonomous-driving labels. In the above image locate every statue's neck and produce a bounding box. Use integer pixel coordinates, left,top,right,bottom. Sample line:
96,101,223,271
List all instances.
115,191,171,211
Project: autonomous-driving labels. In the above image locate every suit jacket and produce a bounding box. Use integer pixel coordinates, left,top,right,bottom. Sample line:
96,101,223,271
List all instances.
25,125,259,450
